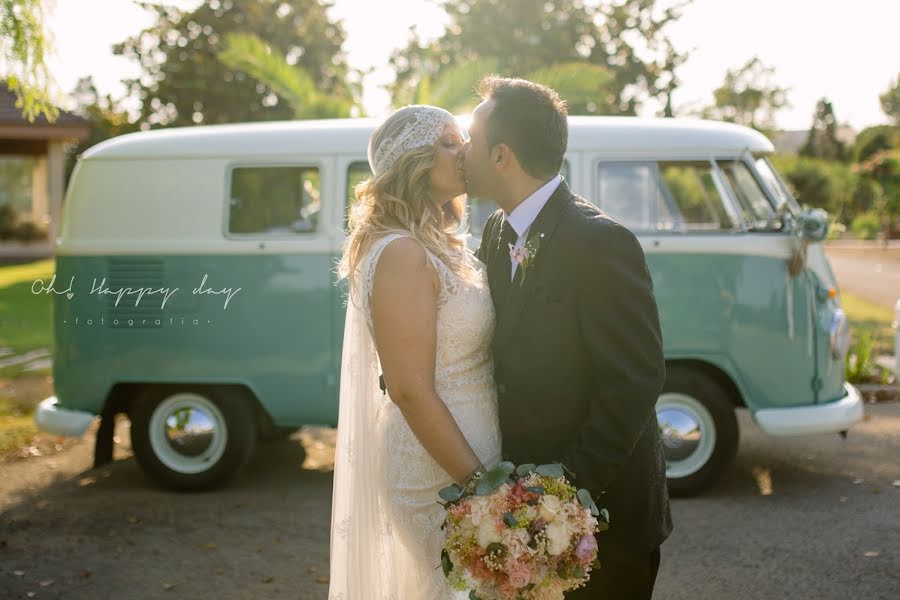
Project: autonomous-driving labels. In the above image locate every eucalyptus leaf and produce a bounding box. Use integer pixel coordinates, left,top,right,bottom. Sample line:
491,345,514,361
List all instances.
576,488,593,509
503,512,518,527
590,503,599,517
515,463,536,476
441,549,453,577
600,508,610,523
596,520,609,532
469,591,482,600
525,486,545,495
535,463,564,478
438,485,463,503
573,565,585,579
498,461,515,474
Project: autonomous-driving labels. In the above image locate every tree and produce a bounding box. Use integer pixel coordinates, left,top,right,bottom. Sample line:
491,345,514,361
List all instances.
409,57,615,115
853,150,900,243
800,98,846,161
702,56,789,133
64,76,140,184
217,31,355,118
114,0,352,128
389,0,690,115
853,125,897,163
880,73,900,125
0,0,59,122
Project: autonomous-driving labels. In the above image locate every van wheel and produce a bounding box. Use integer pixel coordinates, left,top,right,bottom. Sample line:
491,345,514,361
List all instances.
130,386,257,492
655,368,738,497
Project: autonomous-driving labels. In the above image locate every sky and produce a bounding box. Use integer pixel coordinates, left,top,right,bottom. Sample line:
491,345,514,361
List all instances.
42,0,900,131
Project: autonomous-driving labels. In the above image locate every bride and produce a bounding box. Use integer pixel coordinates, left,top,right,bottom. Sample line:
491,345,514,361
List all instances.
328,105,503,600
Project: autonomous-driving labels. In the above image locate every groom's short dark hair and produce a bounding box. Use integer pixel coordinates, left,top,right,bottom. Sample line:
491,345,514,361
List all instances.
476,76,568,180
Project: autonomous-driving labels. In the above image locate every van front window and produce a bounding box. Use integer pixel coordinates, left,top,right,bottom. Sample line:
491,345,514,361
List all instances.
594,161,736,232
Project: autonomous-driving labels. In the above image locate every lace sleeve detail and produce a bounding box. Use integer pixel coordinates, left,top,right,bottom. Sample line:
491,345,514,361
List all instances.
356,233,461,329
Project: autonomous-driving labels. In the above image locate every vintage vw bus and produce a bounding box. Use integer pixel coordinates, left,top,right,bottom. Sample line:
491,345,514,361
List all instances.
35,116,861,494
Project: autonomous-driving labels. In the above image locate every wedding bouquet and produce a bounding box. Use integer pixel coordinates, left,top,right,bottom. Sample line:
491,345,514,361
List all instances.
438,462,608,600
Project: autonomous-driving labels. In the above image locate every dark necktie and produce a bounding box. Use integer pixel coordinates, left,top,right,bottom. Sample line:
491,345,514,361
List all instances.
498,219,518,286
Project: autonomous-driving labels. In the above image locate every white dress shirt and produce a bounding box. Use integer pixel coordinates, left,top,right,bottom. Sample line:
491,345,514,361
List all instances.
504,174,562,280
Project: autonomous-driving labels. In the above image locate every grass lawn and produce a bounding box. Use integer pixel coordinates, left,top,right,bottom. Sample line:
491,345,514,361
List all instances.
0,259,55,456
840,291,895,357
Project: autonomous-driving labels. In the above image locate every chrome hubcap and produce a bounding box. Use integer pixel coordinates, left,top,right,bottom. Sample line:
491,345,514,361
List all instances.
149,393,228,474
656,393,716,479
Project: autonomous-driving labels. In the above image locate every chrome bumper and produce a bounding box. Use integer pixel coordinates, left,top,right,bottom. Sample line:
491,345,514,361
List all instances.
754,383,863,436
34,396,95,437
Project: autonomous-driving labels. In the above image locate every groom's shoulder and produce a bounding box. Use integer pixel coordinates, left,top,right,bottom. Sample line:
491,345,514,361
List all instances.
563,194,638,247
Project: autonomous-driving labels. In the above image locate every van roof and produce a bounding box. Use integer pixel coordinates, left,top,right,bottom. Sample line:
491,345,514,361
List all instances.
80,115,773,160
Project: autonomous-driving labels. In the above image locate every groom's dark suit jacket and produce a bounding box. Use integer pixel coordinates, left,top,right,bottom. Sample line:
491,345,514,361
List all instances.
476,179,673,554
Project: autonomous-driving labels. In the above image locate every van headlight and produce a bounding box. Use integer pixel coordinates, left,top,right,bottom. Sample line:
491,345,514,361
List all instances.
830,309,850,359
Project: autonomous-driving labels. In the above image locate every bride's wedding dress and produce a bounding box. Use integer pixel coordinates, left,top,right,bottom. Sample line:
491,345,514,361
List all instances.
329,232,503,600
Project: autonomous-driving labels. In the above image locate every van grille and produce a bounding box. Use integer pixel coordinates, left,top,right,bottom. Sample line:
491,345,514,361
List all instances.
104,258,166,329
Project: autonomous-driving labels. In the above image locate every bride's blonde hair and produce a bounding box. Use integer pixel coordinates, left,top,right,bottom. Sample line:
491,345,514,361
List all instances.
338,109,479,289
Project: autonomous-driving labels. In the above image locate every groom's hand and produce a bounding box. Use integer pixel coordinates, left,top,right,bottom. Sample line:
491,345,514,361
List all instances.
560,220,666,496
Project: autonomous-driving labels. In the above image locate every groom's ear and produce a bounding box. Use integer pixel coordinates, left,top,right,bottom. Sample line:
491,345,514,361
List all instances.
491,143,512,169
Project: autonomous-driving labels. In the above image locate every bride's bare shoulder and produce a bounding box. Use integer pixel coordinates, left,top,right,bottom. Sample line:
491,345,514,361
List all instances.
372,236,439,291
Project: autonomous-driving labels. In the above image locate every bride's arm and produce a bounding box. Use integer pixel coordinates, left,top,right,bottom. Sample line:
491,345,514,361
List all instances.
370,237,485,486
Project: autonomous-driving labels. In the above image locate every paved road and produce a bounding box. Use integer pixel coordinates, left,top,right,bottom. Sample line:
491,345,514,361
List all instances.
2,405,898,599
826,250,900,309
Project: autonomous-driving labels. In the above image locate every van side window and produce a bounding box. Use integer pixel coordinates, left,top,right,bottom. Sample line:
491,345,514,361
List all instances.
596,161,735,232
717,160,779,231
228,166,320,235
346,161,374,226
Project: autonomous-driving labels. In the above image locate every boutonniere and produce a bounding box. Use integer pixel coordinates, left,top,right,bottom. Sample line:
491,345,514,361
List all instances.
508,231,544,286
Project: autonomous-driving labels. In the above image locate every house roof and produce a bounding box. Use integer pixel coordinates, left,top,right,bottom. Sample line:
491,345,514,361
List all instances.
0,80,90,140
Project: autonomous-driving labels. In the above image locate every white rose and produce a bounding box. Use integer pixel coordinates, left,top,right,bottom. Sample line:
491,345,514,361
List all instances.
477,519,502,547
539,494,562,522
545,520,572,556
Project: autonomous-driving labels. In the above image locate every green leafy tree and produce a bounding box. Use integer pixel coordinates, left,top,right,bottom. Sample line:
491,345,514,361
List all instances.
389,0,690,115
853,150,900,242
853,124,897,162
217,31,355,118
64,76,140,184
114,0,352,127
410,57,615,115
0,0,58,122
800,98,846,161
880,73,900,125
702,56,789,134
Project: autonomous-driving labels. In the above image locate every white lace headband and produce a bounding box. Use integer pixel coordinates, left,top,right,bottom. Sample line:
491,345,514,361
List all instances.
368,105,457,177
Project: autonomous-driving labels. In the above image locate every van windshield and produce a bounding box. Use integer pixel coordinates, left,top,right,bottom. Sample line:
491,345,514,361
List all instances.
717,160,782,232
754,155,801,214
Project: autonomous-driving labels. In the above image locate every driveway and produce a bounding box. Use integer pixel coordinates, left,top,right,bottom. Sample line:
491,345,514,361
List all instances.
825,246,900,309
2,406,898,599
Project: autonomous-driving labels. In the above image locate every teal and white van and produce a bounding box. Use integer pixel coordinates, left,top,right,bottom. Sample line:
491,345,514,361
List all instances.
34,116,861,494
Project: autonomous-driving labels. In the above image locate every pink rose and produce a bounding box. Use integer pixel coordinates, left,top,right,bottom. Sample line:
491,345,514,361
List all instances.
575,534,598,561
507,560,531,588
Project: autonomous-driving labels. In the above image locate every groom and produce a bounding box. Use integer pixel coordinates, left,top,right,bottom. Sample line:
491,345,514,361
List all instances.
465,76,673,598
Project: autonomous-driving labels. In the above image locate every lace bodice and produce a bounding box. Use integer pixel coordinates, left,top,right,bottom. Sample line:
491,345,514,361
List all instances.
357,232,496,397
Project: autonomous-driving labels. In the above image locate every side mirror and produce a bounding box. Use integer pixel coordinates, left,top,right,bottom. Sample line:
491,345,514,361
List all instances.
794,207,829,243
787,207,829,276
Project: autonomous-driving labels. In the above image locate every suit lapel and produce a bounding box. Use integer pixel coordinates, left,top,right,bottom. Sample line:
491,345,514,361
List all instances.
494,179,573,350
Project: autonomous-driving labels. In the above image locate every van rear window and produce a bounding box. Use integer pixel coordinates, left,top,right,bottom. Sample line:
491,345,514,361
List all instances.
228,166,320,235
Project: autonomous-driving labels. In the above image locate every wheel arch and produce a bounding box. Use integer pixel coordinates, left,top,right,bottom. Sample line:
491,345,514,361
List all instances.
664,358,746,409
